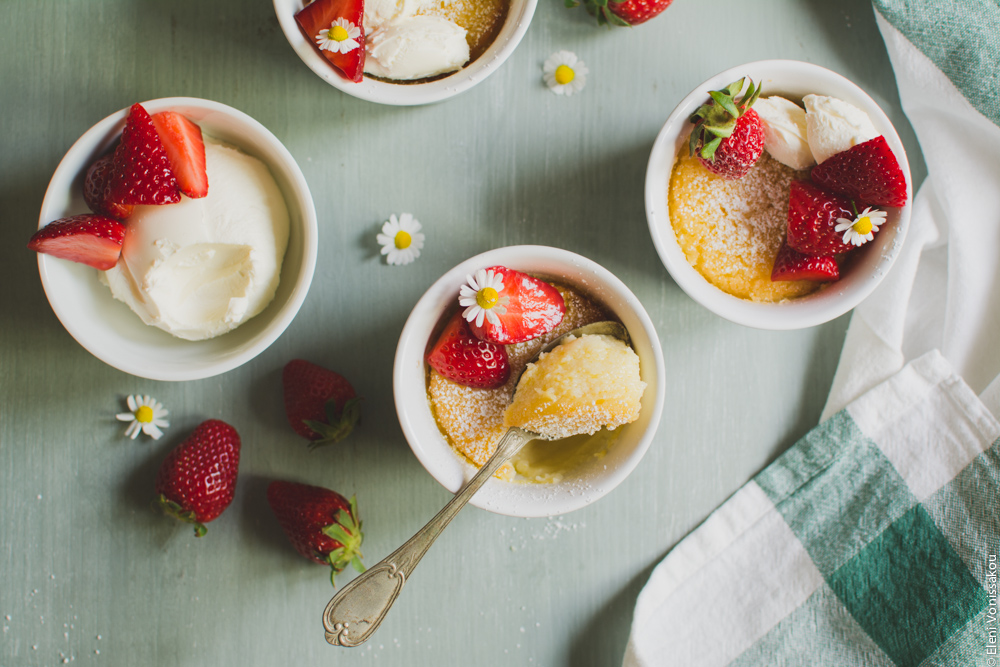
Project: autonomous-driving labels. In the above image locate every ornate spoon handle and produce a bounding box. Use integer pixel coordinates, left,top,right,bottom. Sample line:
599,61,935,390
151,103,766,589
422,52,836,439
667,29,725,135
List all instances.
323,426,535,647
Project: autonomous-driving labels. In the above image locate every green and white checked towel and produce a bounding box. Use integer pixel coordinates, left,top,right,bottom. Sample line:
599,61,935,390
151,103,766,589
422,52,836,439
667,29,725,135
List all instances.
625,1,1000,665
624,352,999,666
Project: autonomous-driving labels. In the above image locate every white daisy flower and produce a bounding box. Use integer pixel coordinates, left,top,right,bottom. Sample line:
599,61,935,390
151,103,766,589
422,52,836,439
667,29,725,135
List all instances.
543,51,588,96
835,207,887,247
316,18,361,55
116,395,170,440
377,213,424,266
459,268,509,327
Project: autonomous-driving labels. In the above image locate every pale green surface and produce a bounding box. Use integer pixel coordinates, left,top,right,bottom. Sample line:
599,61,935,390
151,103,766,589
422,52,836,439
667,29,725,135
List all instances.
0,1,925,665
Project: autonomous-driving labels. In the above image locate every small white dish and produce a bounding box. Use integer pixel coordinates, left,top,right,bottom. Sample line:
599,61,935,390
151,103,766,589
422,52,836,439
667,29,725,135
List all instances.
645,59,913,330
36,97,318,381
393,245,665,518
273,0,537,106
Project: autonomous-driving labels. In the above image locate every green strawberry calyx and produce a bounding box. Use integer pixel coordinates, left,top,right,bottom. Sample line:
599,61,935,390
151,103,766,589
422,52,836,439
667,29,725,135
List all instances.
303,396,363,450
564,0,631,27
322,495,365,587
688,77,762,163
153,494,208,538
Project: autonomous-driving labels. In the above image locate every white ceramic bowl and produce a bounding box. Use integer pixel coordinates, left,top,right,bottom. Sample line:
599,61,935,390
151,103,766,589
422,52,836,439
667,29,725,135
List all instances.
393,245,665,517
645,60,913,330
273,0,537,106
36,97,318,381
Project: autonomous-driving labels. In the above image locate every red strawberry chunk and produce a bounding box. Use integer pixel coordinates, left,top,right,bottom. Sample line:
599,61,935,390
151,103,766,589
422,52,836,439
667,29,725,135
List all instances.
295,0,365,84
27,214,125,271
83,154,134,220
786,180,856,256
427,310,510,389
151,111,208,199
811,135,908,207
698,109,765,181
771,241,839,282
468,266,566,345
109,103,181,206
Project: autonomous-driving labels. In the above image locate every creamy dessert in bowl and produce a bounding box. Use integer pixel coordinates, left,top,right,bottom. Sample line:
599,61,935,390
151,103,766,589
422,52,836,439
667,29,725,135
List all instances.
34,97,317,381
394,245,664,518
273,0,536,105
645,60,912,330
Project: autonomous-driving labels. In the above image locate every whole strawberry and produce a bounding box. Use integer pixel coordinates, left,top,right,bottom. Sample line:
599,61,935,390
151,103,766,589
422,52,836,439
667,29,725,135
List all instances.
153,419,241,537
266,481,365,586
567,0,674,27
282,359,361,449
689,78,764,180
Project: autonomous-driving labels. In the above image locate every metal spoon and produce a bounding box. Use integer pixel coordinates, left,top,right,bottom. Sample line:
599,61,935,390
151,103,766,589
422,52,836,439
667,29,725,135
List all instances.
322,321,630,647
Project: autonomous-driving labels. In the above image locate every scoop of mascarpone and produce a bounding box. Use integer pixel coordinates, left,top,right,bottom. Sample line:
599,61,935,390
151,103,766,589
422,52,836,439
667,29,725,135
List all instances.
101,140,290,341
362,0,469,81
753,96,815,171
803,94,879,164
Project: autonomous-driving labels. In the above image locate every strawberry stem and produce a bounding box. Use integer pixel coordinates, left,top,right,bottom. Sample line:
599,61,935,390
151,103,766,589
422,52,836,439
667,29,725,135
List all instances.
152,494,208,537
303,397,363,450
321,496,365,586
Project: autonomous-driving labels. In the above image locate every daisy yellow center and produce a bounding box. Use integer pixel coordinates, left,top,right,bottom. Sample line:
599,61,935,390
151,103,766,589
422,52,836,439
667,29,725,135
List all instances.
477,287,500,309
330,25,350,42
394,231,412,249
135,406,154,423
554,65,575,85
853,216,873,235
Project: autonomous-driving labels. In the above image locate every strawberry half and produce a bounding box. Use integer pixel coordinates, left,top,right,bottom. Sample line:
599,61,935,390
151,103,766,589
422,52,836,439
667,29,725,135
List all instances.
771,241,839,282
810,135,908,207
786,180,856,256
27,214,126,271
83,154,134,220
567,0,675,26
153,419,241,537
427,310,510,389
110,104,181,206
295,0,365,84
151,111,208,199
467,266,566,345
282,359,361,449
267,481,365,586
689,78,765,180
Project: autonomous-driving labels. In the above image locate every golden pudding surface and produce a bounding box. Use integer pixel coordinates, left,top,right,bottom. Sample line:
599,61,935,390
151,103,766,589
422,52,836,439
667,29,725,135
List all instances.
668,151,818,302
427,284,621,483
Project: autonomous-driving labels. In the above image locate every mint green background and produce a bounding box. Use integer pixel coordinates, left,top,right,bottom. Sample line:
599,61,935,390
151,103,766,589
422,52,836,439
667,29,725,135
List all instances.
0,1,927,665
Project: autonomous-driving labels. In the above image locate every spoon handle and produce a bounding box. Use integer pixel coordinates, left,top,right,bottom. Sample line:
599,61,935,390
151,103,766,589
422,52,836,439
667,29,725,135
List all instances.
322,426,535,647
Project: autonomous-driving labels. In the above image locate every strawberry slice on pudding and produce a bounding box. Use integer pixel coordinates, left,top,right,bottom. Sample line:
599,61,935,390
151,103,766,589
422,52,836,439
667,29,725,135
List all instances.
295,0,365,83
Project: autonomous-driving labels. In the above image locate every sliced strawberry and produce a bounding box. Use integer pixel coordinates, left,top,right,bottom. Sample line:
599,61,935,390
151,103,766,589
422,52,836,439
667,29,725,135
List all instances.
27,214,126,271
151,111,208,199
786,180,855,256
83,154,134,220
771,241,839,282
810,135,907,207
295,0,365,84
109,103,180,206
468,266,566,345
427,311,510,389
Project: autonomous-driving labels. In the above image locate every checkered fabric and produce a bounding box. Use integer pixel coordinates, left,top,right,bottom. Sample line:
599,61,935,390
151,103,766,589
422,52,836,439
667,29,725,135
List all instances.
623,352,1000,666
